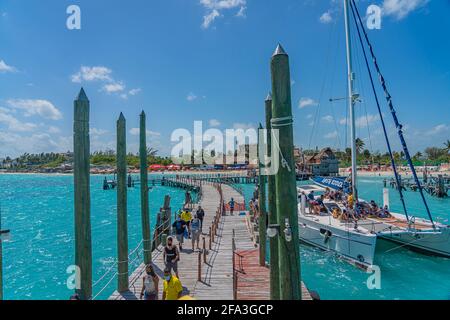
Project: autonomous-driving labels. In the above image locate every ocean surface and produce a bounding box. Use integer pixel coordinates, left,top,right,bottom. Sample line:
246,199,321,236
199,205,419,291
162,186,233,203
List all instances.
0,173,186,300
238,176,450,300
1,174,449,300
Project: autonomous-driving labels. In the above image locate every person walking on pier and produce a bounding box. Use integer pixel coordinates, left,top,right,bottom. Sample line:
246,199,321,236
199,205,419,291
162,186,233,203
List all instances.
229,198,235,215
140,264,159,300
162,268,183,300
164,236,180,278
196,206,205,232
172,215,186,250
181,209,193,238
191,214,201,251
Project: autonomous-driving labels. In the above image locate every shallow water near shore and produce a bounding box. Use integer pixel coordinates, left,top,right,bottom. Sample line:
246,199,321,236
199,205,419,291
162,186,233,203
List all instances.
239,176,450,300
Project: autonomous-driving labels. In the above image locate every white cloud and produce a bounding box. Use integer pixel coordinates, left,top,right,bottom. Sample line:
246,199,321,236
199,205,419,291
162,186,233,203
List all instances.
319,11,333,24
382,0,429,20
71,66,112,83
202,9,221,29
209,119,221,127
48,126,61,134
90,128,108,136
129,88,141,96
0,108,37,132
322,115,334,123
200,0,246,29
339,114,380,128
102,82,125,93
0,59,17,73
324,131,338,139
299,97,318,109
233,122,255,130
0,131,72,158
426,124,449,136
129,128,161,137
236,6,246,17
7,99,62,120
306,114,313,119
187,92,198,102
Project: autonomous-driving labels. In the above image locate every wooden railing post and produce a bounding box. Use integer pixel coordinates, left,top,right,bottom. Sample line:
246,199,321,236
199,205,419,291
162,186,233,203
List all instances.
209,227,212,249
203,237,207,263
197,251,202,281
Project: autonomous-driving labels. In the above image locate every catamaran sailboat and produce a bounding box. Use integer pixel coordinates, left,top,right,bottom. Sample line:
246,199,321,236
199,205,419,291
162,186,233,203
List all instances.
297,0,450,266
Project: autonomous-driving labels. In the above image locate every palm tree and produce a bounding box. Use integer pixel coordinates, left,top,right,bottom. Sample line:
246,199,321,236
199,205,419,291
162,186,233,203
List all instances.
355,138,365,154
146,147,158,157
443,140,450,153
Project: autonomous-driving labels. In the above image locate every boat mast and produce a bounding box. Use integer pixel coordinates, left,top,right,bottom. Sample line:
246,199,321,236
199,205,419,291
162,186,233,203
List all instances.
344,0,357,200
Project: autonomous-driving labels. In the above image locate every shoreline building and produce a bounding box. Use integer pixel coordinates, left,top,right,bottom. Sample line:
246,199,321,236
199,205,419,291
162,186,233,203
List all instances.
296,147,339,176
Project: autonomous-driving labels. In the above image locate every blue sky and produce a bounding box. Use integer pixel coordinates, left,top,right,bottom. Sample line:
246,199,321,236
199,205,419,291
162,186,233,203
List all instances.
0,0,449,158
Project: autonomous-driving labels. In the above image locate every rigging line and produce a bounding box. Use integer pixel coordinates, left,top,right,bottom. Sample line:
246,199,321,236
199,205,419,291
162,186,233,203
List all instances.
308,16,336,150
352,26,374,156
351,0,435,228
348,0,409,221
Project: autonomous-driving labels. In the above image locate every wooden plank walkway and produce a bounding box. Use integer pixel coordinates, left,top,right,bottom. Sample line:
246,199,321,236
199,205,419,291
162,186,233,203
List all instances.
109,182,312,300
234,249,312,300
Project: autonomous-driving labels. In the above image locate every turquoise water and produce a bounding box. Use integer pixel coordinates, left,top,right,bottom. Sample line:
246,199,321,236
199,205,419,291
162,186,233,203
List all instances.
0,174,186,300
239,176,450,300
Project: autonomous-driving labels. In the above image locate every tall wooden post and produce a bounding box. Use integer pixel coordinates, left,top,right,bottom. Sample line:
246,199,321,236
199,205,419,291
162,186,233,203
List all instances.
265,93,280,300
257,123,267,266
73,88,92,300
270,44,301,300
139,111,152,264
117,113,129,292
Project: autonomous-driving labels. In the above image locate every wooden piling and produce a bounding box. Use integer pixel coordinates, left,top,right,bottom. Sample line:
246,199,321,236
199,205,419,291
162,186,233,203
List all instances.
265,92,280,300
117,113,129,293
270,44,302,300
73,88,92,300
257,123,267,266
139,111,152,265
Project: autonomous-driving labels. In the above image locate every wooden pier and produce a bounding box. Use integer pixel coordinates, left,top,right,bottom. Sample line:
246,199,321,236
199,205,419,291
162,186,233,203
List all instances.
108,180,311,300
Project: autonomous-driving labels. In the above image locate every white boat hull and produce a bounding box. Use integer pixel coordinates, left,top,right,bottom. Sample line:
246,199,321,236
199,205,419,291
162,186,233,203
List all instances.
298,214,377,269
377,225,450,258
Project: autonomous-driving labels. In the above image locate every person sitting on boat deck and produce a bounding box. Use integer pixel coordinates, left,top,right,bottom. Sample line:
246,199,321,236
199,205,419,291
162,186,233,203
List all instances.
332,207,342,219
340,209,349,221
335,190,343,201
180,209,193,238
172,215,187,250
324,187,331,199
347,193,354,209
313,195,328,215
140,264,159,300
307,191,315,201
379,205,392,218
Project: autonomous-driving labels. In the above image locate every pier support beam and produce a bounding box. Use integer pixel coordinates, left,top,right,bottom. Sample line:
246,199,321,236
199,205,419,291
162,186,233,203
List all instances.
257,123,267,266
73,88,92,300
265,93,280,300
270,44,302,300
117,113,129,293
139,111,152,265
